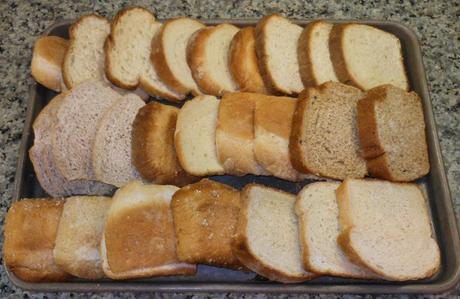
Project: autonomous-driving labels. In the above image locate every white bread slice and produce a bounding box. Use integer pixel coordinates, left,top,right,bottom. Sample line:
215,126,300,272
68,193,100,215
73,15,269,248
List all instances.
336,179,440,281
151,17,205,95
255,14,304,95
175,95,225,176
329,23,409,91
295,182,375,278
298,21,338,87
187,24,239,96
232,184,317,283
31,36,68,92
54,196,111,279
100,181,196,280
105,7,182,101
92,93,144,187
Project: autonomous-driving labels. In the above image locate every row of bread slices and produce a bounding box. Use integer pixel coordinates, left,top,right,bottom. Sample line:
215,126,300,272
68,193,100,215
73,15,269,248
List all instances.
4,179,440,283
31,7,409,101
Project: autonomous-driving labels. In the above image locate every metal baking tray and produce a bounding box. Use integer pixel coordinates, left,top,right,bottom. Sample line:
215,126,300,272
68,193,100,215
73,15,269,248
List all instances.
8,18,460,294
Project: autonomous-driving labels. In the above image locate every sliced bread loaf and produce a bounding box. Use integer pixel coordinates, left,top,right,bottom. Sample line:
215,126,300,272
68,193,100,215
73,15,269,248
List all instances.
357,84,429,181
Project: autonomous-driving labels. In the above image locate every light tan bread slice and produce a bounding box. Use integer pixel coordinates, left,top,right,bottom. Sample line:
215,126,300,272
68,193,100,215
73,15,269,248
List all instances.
3,199,70,282
100,181,196,279
255,14,304,95
131,102,197,186
329,23,409,91
54,196,111,279
298,21,338,87
357,85,429,181
290,82,367,180
229,27,268,94
175,95,225,176
31,36,68,92
187,24,240,96
232,184,317,283
295,182,375,278
171,179,244,269
336,179,440,281
151,17,205,95
216,92,268,176
92,93,144,187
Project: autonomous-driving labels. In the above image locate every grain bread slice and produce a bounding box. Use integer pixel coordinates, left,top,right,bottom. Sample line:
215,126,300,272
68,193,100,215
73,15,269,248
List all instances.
232,184,317,283
131,102,197,186
357,85,429,181
100,181,196,280
336,179,440,281
187,24,239,96
255,14,304,95
31,36,68,92
92,93,144,187
151,17,205,95
298,21,338,87
216,92,268,176
171,179,244,269
105,7,182,101
54,196,111,279
175,95,225,176
290,82,367,180
229,27,268,94
329,23,409,91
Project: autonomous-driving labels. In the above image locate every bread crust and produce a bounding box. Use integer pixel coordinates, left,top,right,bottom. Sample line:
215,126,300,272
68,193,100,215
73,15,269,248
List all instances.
298,21,326,87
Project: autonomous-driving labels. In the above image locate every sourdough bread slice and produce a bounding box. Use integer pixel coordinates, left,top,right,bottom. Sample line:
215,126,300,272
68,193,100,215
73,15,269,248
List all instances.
290,82,367,180
232,184,317,283
329,23,409,90
186,24,239,96
255,14,304,95
357,85,429,181
175,95,225,176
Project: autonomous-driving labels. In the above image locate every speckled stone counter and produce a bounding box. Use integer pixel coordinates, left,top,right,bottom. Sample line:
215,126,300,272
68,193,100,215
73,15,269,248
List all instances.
0,0,458,298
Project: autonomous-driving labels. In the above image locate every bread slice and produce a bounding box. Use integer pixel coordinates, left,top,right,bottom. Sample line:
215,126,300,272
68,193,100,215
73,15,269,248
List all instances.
255,14,304,95
336,179,440,281
229,27,268,94
357,85,429,181
131,102,197,186
105,7,182,101
100,181,196,279
298,21,338,87
290,82,367,180
175,95,225,176
4,199,70,282
52,80,120,181
232,184,317,283
171,179,244,269
295,182,375,278
92,93,144,187
216,92,268,176
187,24,239,96
54,196,111,279
329,23,409,91
151,17,205,95
31,36,68,92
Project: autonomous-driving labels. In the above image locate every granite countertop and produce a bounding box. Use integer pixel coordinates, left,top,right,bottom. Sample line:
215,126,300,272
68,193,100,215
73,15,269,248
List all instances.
0,0,458,298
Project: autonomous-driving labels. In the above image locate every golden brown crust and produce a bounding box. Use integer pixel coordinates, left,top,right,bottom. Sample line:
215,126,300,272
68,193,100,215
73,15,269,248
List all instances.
329,24,356,88
298,21,317,87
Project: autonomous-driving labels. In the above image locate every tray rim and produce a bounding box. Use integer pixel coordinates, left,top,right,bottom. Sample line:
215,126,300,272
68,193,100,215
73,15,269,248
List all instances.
7,17,460,294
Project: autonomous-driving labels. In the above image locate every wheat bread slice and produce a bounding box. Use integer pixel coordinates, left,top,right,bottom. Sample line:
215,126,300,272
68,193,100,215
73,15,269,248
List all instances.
232,184,317,283
298,21,338,87
100,181,196,279
290,82,367,180
255,14,304,95
329,23,409,91
357,85,429,181
187,24,239,96
229,27,268,94
151,17,205,95
175,95,225,176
